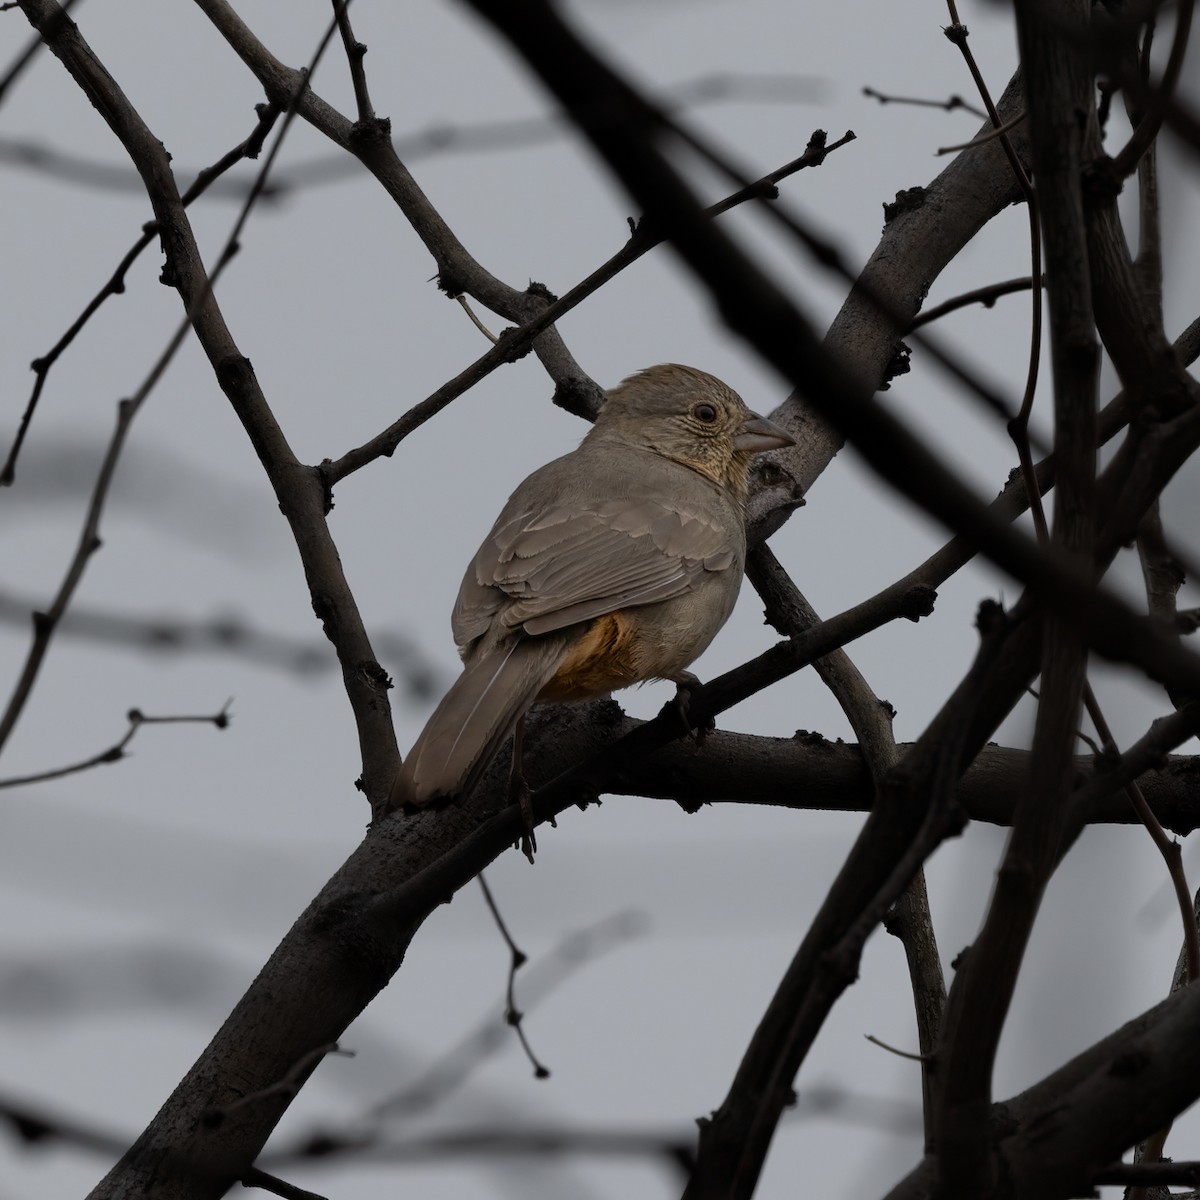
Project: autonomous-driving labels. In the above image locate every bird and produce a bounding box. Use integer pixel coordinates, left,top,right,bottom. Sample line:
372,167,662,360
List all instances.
389,363,793,853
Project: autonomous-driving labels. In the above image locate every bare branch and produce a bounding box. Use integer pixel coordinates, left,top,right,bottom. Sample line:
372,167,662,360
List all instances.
884,976,1200,1199
0,703,231,789
477,872,551,1080
1,397,143,755
1,102,281,487
1111,0,1195,177
0,0,78,104
320,130,854,482
2,0,335,767
907,275,1038,330
18,0,405,820
240,1168,329,1200
861,85,988,119
935,109,1028,155
747,545,945,1149
331,0,372,125
934,4,1100,1187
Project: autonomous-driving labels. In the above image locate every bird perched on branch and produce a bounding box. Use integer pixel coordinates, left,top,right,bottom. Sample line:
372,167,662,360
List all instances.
388,363,793,857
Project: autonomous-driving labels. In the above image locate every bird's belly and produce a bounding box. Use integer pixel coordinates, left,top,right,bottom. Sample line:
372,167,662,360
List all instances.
534,582,734,705
537,612,643,703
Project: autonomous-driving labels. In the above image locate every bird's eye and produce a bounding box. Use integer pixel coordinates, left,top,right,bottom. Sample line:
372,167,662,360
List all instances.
692,403,718,423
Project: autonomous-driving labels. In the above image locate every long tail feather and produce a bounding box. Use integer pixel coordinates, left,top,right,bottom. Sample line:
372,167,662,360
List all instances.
390,636,566,809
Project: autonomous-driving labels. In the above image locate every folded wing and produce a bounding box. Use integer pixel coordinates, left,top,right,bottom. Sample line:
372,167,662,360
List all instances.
453,492,737,648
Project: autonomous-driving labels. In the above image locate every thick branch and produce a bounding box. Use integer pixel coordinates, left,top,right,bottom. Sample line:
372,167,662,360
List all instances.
882,976,1200,1200
934,3,1101,1191
747,547,945,1149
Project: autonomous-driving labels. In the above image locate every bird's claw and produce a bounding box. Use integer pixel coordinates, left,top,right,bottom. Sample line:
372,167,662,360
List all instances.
670,672,714,745
508,772,537,864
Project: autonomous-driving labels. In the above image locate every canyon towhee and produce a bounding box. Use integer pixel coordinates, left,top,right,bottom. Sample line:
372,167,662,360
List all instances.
389,364,792,842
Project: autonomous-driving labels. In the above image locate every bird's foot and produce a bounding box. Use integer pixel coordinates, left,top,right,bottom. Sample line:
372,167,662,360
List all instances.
669,671,714,745
505,716,537,864
508,771,537,865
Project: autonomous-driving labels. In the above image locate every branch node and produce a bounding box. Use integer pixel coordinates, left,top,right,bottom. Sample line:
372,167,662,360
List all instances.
349,114,391,146
901,585,937,621
525,279,557,304
494,326,534,364
1082,153,1124,201
552,374,607,420
975,598,1008,637
880,341,912,390
435,268,466,299
882,187,927,225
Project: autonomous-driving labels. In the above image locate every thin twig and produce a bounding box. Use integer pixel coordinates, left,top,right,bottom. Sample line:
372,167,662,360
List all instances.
477,872,551,1079
1,101,281,486
943,3,1045,542
331,0,373,125
0,0,78,104
244,911,646,1170
936,109,1027,154
906,276,1039,331
320,129,856,482
0,702,231,788
366,910,642,1123
240,1168,329,1200
861,85,988,119
456,295,500,343
0,396,142,755
864,1035,926,1063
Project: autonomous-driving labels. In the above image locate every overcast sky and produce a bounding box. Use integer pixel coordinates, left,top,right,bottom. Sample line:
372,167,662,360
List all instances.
2,2,1199,1198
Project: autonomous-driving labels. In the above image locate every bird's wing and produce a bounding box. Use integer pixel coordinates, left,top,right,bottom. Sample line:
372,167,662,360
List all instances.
452,488,739,647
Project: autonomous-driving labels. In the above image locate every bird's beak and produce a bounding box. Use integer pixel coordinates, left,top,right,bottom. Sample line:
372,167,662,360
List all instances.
733,412,795,453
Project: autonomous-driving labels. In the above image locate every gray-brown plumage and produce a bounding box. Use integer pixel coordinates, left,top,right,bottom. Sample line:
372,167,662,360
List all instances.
389,363,793,814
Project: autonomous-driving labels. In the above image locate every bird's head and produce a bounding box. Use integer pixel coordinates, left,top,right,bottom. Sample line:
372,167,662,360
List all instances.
590,363,794,498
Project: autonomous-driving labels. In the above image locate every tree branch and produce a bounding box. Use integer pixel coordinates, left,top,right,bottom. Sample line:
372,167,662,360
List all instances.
18,0,402,817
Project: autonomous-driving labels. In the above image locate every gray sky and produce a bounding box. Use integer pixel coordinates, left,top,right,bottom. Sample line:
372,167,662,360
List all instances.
2,2,1199,1198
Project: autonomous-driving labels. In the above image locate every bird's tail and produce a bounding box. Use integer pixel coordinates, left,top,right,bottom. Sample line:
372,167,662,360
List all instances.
390,636,567,810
